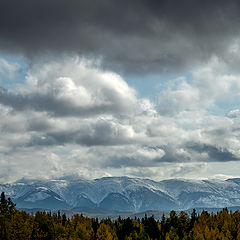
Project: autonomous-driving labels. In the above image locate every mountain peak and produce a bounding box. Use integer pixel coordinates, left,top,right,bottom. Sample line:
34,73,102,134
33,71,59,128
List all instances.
2,176,240,212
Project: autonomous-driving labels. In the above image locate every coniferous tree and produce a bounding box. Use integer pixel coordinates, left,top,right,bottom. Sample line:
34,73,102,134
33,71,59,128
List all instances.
1,195,240,239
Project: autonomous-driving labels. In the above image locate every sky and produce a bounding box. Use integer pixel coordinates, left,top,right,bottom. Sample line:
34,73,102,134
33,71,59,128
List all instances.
0,0,240,183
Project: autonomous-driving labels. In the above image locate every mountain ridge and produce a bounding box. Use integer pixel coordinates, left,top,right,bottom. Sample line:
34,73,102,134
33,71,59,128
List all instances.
1,176,240,212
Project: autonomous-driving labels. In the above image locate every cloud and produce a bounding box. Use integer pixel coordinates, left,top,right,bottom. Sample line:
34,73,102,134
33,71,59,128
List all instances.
2,2,240,182
0,58,20,80
27,118,136,147
123,163,207,180
227,109,240,119
0,57,138,117
158,57,240,115
0,56,240,182
1,1,240,74
186,143,240,162
100,146,166,168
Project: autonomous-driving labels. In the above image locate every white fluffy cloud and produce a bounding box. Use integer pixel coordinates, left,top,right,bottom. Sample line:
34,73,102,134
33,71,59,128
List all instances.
158,57,240,115
0,56,240,182
17,57,139,117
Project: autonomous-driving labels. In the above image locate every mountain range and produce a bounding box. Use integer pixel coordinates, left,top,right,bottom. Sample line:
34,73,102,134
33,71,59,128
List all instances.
1,176,240,213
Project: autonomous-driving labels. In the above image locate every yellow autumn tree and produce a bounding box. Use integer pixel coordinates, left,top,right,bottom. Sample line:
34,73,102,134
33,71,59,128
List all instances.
96,222,116,240
8,211,34,240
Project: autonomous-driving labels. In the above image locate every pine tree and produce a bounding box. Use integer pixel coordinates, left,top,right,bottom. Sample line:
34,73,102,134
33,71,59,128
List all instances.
0,192,7,213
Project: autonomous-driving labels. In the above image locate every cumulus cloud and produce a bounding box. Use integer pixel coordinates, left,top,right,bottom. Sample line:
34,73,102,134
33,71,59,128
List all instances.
27,118,136,147
0,55,240,182
0,57,138,117
227,109,240,119
158,57,240,115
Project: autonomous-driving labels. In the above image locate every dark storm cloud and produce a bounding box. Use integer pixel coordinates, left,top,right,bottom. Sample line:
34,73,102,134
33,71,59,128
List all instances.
187,143,240,162
151,144,240,163
1,0,240,73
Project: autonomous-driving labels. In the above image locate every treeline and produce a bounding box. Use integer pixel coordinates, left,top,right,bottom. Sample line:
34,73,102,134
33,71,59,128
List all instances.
1,192,240,239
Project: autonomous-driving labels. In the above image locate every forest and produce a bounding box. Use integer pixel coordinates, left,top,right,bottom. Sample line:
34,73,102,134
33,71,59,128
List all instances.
1,192,240,240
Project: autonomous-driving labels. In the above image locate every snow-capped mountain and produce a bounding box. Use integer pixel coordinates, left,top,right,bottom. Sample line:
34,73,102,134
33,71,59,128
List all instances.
1,176,240,212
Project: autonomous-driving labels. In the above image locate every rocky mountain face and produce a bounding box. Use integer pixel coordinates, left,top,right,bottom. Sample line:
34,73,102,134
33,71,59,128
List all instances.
1,177,240,212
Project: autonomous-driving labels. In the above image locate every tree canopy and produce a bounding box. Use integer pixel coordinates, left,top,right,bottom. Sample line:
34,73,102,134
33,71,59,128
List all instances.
1,192,240,239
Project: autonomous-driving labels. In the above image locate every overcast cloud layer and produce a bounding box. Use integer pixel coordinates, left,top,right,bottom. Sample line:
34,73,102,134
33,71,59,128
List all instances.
2,0,240,73
0,1,240,182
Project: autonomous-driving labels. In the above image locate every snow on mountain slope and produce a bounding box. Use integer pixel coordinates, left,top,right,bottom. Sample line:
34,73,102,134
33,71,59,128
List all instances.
1,176,240,211
15,186,70,210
